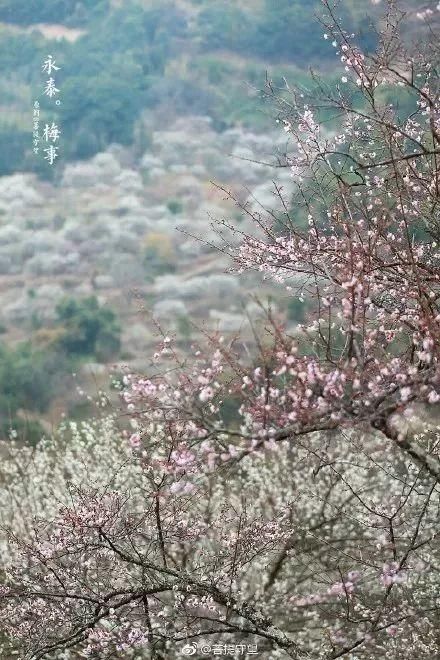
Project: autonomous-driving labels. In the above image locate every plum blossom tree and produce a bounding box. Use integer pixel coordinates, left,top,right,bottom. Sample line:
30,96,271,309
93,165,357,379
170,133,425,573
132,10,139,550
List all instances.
1,411,439,658
1,1,440,659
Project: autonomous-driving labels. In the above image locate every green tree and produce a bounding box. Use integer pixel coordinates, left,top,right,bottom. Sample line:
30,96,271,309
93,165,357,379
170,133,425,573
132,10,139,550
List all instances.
0,343,63,415
252,0,377,63
0,417,46,445
0,124,29,175
0,0,108,25
197,6,254,52
61,59,148,158
55,296,121,361
255,0,333,62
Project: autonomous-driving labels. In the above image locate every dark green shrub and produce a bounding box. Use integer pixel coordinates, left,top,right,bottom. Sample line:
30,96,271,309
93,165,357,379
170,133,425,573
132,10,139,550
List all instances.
55,296,121,361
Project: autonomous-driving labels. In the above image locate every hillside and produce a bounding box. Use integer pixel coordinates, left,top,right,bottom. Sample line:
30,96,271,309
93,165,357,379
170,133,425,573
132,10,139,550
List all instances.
0,0,383,175
0,0,404,439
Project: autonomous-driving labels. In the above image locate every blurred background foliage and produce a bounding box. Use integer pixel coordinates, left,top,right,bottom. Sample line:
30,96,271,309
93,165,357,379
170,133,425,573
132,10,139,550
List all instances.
0,0,382,176
0,0,405,442
0,296,120,427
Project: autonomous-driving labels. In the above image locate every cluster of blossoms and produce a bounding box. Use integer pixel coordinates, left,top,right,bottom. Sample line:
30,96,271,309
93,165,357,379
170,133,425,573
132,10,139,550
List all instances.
120,345,228,495
85,626,149,656
416,4,440,21
223,0,440,481
2,412,439,658
380,562,407,587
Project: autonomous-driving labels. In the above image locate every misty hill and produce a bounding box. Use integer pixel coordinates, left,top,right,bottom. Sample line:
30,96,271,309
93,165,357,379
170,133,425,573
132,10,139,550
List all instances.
0,0,382,176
